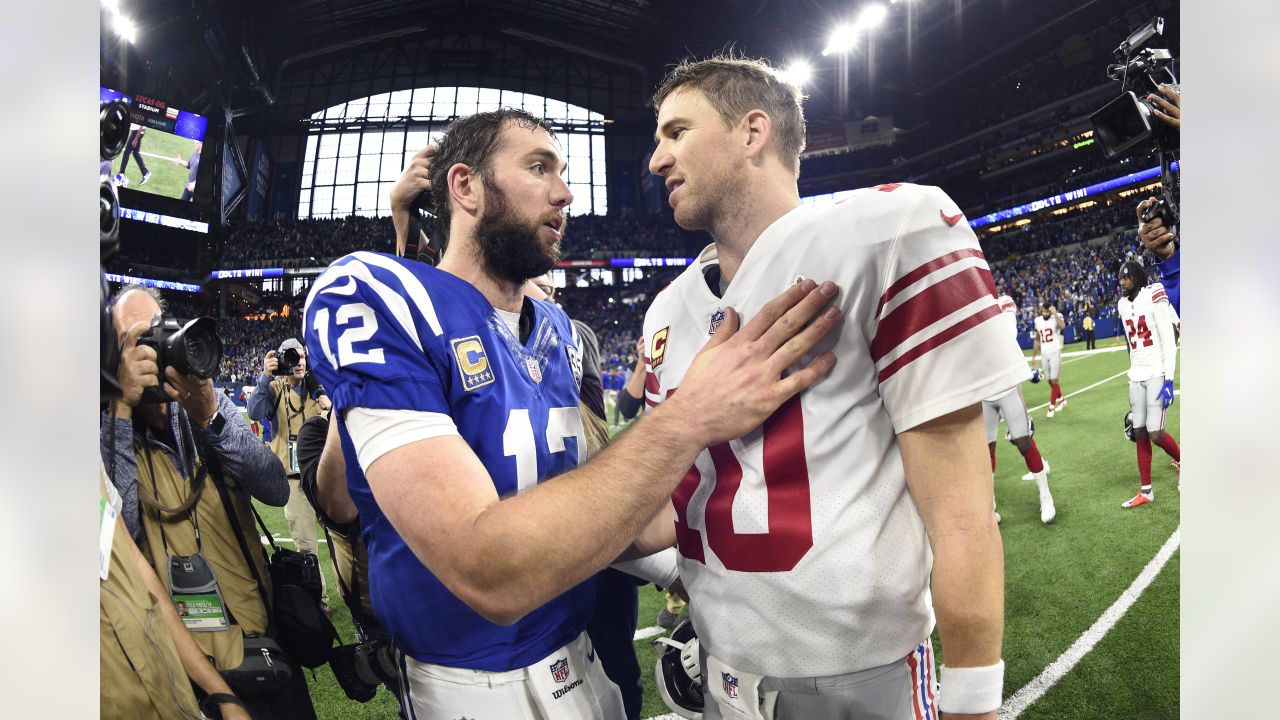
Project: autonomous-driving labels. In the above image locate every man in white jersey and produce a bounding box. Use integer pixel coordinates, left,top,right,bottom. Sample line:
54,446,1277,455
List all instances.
983,294,1054,525
644,55,1028,720
1116,260,1181,508
1031,303,1067,417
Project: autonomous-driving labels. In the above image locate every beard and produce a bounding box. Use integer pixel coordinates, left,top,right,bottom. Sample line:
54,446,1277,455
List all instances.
475,181,564,286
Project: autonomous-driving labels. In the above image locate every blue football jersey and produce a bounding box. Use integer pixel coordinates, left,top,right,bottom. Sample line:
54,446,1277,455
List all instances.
302,251,593,671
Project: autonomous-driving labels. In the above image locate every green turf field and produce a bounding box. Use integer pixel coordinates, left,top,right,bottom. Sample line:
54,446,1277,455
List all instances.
251,336,1179,718
109,128,197,200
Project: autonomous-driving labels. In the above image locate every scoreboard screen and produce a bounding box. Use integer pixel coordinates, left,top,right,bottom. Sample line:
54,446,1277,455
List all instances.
100,87,209,203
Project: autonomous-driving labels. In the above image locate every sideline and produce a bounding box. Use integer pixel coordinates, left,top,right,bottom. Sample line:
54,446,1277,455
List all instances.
999,529,1181,718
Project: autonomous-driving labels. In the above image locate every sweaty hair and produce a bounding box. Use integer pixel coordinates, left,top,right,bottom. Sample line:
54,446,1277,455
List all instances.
652,52,807,174
429,108,557,242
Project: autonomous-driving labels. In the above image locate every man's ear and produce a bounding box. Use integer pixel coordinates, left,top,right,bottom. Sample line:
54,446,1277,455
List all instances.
741,109,773,163
448,163,482,215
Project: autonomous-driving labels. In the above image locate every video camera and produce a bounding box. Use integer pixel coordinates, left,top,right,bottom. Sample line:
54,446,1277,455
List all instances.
101,99,132,402
1089,16,1179,230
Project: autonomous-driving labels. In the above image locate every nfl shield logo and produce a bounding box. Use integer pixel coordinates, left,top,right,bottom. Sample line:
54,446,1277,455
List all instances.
550,658,569,684
709,309,726,335
525,356,543,383
721,671,739,699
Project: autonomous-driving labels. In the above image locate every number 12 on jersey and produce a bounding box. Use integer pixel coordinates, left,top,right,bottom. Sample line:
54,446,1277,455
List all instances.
503,407,587,493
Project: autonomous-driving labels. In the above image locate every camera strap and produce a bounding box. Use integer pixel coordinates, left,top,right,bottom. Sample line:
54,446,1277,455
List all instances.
198,430,273,633
319,522,367,635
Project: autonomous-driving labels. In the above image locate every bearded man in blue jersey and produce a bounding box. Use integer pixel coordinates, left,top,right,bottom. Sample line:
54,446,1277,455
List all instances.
303,108,842,719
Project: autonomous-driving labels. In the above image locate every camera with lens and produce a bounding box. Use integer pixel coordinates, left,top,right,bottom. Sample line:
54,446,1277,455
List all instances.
1090,16,1179,231
101,99,133,402
273,346,304,376
329,634,399,702
136,315,225,404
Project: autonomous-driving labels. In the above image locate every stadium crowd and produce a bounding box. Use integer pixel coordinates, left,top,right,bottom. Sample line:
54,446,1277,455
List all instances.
216,212,702,269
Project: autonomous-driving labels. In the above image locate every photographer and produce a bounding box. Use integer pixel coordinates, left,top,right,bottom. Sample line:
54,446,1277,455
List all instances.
248,338,332,611
1135,84,1181,314
295,414,406,714
100,287,316,719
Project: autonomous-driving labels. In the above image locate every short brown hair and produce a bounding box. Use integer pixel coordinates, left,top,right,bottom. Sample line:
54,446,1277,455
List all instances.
652,53,807,173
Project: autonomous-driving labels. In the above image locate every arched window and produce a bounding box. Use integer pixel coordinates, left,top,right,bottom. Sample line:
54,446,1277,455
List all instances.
298,87,607,219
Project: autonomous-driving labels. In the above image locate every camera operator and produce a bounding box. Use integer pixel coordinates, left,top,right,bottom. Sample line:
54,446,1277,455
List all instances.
248,338,332,610
295,414,406,713
101,287,316,719
99,300,250,720
1134,85,1181,314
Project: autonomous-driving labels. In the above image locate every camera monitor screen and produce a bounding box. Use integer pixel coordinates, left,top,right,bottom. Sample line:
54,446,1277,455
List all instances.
101,87,209,202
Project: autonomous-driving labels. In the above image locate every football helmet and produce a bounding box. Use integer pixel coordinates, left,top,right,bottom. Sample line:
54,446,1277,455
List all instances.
655,619,703,719
1124,411,1137,442
1030,367,1041,384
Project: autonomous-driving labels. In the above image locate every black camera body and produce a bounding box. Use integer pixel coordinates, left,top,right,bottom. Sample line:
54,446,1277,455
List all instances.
100,100,131,402
329,634,399,702
136,315,224,404
1090,16,1180,233
273,346,303,376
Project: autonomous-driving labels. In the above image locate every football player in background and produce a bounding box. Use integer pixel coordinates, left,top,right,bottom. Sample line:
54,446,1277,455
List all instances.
303,108,840,719
984,293,1055,525
1032,303,1067,417
644,54,1027,720
1116,260,1181,508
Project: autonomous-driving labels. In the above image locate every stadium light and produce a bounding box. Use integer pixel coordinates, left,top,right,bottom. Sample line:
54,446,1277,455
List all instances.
822,24,858,56
112,14,136,43
856,4,889,31
101,0,119,12
776,60,813,87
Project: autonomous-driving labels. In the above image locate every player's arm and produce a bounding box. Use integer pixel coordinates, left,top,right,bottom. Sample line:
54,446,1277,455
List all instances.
363,281,840,626
125,517,251,720
1152,294,1178,381
616,339,648,420
1031,332,1040,361
618,501,677,559
390,145,435,255
898,403,1003,720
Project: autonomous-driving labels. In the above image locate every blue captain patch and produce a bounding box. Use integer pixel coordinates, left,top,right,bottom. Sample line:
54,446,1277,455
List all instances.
451,335,495,391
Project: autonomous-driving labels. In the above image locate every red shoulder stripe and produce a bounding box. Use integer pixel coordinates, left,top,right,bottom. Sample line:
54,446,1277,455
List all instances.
872,265,997,364
876,248,986,318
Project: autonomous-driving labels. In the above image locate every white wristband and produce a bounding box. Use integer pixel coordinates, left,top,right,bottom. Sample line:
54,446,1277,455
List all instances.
610,547,679,588
939,661,1004,715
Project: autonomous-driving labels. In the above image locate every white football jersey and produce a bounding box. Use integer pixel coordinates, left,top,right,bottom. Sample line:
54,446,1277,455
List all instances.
1033,314,1063,354
985,294,1024,403
642,183,1028,677
1117,282,1177,382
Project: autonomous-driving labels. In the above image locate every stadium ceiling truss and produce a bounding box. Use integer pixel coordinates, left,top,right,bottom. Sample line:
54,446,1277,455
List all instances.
271,30,648,219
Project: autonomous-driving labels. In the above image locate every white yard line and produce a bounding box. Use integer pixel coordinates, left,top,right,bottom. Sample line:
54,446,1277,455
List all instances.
999,528,1181,719
1028,370,1129,413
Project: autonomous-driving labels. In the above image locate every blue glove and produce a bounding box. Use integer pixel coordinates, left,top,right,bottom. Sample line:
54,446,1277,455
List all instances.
1158,379,1175,409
